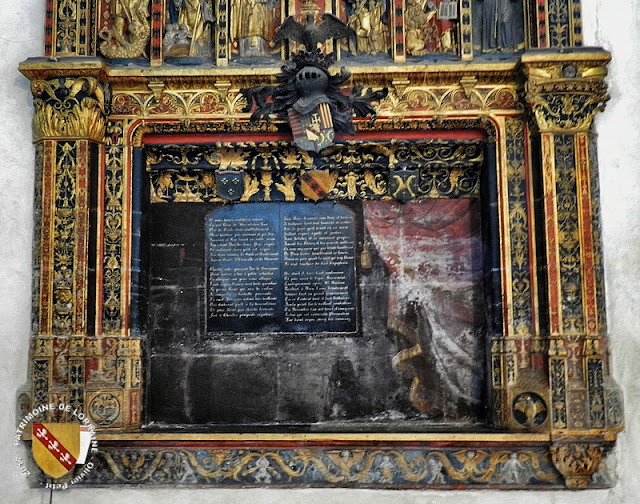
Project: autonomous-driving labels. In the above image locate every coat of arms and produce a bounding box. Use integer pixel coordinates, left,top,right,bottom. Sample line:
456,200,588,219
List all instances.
215,169,244,200
299,169,338,201
32,423,81,479
242,49,387,152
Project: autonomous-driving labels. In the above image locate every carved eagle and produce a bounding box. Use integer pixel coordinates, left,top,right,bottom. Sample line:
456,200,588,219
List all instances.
513,393,547,427
274,13,355,50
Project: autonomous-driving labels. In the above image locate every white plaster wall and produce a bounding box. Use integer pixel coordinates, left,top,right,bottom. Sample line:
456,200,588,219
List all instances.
1,1,638,502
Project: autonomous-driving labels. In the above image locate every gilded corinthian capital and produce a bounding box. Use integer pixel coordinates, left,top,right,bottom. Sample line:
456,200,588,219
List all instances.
31,77,107,142
522,51,611,133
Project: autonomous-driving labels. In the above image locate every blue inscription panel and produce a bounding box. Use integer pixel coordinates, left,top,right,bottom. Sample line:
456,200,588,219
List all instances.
206,203,357,334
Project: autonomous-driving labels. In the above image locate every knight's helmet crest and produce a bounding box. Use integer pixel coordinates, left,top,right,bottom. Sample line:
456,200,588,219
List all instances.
293,66,331,115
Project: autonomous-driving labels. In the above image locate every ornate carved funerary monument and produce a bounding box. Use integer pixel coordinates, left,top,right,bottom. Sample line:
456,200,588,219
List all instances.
18,0,623,489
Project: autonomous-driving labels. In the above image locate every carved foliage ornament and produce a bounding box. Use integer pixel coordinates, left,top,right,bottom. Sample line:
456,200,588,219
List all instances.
525,64,609,132
551,443,604,489
31,77,107,141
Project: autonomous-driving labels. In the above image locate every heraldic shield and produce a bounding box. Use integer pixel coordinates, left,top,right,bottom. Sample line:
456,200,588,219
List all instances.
299,169,337,201
215,170,244,201
288,103,335,152
32,423,80,478
389,168,419,203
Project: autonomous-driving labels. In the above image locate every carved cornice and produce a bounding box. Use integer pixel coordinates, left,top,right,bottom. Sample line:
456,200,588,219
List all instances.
31,77,107,142
522,50,611,133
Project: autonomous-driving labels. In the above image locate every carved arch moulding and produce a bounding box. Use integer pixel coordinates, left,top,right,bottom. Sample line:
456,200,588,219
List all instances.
17,0,623,490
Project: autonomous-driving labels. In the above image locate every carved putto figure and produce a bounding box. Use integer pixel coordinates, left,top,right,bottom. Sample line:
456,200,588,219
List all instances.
164,0,215,57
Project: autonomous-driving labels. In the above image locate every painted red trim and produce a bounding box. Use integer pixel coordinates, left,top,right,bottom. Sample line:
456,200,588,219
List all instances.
143,129,486,145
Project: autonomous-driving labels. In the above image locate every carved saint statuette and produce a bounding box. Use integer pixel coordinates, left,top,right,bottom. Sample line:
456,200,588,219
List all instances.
99,0,151,59
164,0,215,57
347,0,389,55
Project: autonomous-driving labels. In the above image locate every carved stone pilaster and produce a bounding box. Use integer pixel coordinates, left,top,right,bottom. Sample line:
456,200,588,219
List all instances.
522,51,623,442
551,443,604,489
31,77,106,142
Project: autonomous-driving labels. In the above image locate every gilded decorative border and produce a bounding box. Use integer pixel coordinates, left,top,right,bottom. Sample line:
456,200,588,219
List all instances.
80,446,563,487
55,0,91,56
547,0,570,48
587,134,606,334
52,141,79,335
550,358,568,429
460,0,472,60
587,358,605,429
575,133,597,335
146,140,484,203
554,135,583,334
109,84,521,120
504,117,535,341
100,123,126,335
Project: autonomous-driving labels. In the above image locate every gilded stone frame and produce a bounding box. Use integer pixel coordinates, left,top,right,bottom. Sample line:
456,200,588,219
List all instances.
19,0,623,490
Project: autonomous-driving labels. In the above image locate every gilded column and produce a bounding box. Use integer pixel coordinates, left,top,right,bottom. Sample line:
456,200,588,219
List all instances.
30,76,106,422
523,50,624,488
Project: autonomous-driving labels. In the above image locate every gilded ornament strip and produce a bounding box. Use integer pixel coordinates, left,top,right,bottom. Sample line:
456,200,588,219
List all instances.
537,0,549,48
44,0,55,56
554,134,583,334
100,141,126,335
392,0,405,62
52,142,78,335
586,359,605,429
69,357,85,413
32,358,51,421
541,133,561,334
216,0,230,65
575,133,597,335
109,83,520,120
588,135,606,334
145,140,484,203
505,117,536,346
496,118,514,338
459,0,472,60
547,0,570,48
39,141,56,335
80,446,563,487
55,0,91,56
150,0,164,66
32,144,44,333
550,358,568,429
570,0,583,46
73,140,90,334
